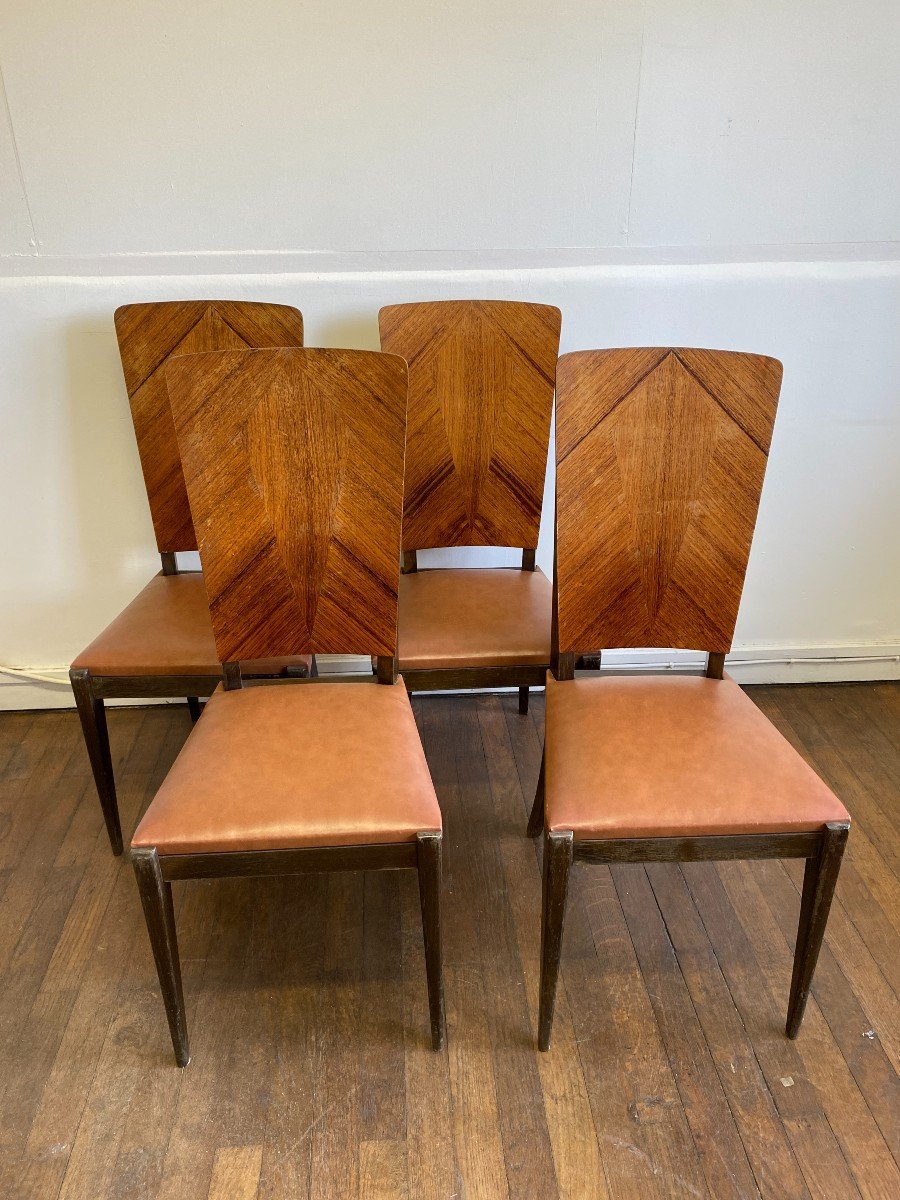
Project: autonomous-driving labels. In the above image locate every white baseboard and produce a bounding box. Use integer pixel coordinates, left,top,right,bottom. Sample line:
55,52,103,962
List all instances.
2,644,897,712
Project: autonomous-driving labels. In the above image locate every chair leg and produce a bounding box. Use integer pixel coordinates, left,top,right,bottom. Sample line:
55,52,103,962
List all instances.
132,847,190,1067
538,830,573,1051
518,686,530,715
526,747,546,838
785,822,849,1038
186,696,201,723
70,668,122,855
416,832,445,1050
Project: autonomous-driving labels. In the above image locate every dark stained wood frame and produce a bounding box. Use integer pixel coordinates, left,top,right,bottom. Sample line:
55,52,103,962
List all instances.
528,348,849,1051
70,556,309,857
133,825,444,1067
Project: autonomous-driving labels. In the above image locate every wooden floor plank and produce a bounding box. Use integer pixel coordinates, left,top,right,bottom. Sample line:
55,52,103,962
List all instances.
0,681,896,1200
680,862,863,1200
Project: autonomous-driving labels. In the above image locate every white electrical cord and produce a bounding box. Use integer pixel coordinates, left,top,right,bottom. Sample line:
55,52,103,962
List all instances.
0,664,71,685
2,652,898,689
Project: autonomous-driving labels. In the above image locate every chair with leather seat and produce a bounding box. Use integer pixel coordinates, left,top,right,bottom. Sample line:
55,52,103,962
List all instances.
70,300,309,855
528,347,851,1051
379,300,562,713
131,345,444,1066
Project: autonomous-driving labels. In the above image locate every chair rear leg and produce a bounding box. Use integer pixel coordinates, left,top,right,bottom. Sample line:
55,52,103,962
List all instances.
526,748,546,838
518,686,530,715
132,847,190,1066
186,697,202,723
786,821,849,1038
416,832,445,1050
70,668,122,855
538,830,573,1051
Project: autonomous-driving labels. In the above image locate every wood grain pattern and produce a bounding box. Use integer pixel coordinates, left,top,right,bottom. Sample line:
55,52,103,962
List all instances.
114,301,304,553
379,300,561,551
2,683,897,1199
555,348,783,656
164,347,408,662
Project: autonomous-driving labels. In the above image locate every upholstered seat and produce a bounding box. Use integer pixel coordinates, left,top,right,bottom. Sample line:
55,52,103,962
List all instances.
132,679,441,855
71,572,308,678
545,673,850,840
398,567,552,670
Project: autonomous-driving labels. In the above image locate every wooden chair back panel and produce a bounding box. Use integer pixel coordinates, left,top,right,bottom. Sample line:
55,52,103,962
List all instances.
114,301,304,554
164,348,408,663
555,348,783,655
379,300,561,551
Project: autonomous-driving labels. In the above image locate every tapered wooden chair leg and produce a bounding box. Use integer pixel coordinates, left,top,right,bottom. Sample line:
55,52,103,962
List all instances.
70,668,123,855
538,830,573,1051
132,847,190,1066
786,821,849,1038
526,748,546,838
186,696,201,723
518,686,530,715
416,832,445,1050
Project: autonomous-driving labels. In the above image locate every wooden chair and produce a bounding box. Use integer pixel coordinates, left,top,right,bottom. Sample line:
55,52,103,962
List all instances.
528,348,851,1050
379,300,561,713
131,346,444,1066
69,301,309,855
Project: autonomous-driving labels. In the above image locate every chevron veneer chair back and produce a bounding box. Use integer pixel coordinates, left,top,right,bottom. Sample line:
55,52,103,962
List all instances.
554,348,783,658
379,300,561,552
164,347,408,663
115,301,305,554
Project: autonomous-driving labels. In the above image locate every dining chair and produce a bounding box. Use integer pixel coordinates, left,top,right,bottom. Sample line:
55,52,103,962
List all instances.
528,347,851,1051
70,300,309,855
379,300,562,713
131,346,444,1066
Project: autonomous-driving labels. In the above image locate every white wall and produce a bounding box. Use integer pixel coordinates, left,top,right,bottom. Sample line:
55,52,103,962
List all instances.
1,2,898,706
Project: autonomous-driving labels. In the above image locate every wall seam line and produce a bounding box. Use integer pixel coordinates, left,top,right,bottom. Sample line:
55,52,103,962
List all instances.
0,60,38,253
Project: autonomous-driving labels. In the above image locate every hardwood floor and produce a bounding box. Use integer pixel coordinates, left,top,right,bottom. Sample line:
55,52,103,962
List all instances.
0,683,898,1199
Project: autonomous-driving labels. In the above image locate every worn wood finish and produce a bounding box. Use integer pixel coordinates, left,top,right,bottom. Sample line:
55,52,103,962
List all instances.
161,842,418,881
379,300,561,551
416,831,446,1051
69,666,122,854
538,831,573,1051
573,831,824,864
402,663,546,693
555,348,782,658
786,822,850,1037
132,847,190,1067
165,347,408,663
0,684,897,1198
114,300,304,553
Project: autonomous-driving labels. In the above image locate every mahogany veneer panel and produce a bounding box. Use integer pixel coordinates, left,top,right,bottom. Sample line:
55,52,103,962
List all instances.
164,347,408,662
115,301,304,553
379,300,561,551
555,348,783,656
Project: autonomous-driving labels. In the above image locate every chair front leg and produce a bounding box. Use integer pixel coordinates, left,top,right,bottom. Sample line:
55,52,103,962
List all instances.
186,697,202,723
526,747,546,838
519,686,530,715
538,830,573,1051
785,821,849,1038
416,832,445,1050
70,668,122,855
132,847,190,1067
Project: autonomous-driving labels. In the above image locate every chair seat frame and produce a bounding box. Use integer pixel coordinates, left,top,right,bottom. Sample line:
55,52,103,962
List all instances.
398,549,551,714
71,555,309,856
134,820,444,1067
529,651,850,1051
